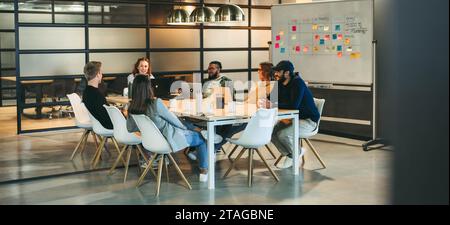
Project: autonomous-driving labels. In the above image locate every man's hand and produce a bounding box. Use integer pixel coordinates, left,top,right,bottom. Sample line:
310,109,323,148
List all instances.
280,119,292,126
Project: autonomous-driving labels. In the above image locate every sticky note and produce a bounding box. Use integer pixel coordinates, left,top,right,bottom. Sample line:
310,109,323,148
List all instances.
324,35,331,40
346,46,353,52
303,46,309,52
337,52,343,58
276,35,280,41
335,25,341,31
315,34,320,40
292,26,297,32
320,39,325,45
332,34,337,40
295,45,301,52
350,52,361,59
324,26,329,31
291,35,297,40
312,24,318,30
279,31,284,36
280,48,286,53
275,43,280,49
338,34,343,40
313,46,319,52
332,45,336,50
337,45,342,51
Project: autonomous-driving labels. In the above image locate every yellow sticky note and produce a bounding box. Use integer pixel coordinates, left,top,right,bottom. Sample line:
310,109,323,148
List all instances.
312,24,318,30
350,52,361,59
291,35,297,40
324,26,329,31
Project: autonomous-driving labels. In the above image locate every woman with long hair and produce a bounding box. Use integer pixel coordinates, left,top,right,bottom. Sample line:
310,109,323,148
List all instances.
126,75,210,182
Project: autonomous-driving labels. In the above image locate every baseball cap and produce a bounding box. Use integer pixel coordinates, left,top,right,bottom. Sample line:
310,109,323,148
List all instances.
272,60,294,73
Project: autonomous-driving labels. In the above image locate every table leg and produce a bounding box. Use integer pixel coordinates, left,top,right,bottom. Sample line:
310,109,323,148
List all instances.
293,115,299,175
207,121,215,189
35,84,43,118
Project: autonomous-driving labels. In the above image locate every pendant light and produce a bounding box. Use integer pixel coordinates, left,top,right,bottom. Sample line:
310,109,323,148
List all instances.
190,5,215,24
215,1,245,22
167,7,190,25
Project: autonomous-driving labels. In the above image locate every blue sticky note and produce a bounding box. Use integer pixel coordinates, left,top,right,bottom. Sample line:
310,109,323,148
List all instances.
280,48,286,53
332,34,337,40
335,25,341,31
320,39,325,45
337,45,342,51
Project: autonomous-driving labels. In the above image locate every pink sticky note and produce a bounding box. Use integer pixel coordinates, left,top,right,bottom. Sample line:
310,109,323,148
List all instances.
292,26,297,32
295,45,301,52
315,34,320,40
338,34,343,40
325,34,331,40
275,43,280,49
276,35,281,41
337,52,343,58
303,46,309,52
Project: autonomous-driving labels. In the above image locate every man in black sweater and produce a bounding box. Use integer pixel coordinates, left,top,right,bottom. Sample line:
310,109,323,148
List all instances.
266,60,320,169
82,61,113,130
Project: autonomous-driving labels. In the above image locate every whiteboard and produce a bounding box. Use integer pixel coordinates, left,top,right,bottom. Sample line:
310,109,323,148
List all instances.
271,0,374,85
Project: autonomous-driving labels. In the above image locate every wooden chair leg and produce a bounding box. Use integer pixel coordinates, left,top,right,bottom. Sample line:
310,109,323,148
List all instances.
136,154,158,187
221,147,227,154
123,147,132,183
91,131,99,150
227,145,240,161
111,137,126,165
223,148,246,178
70,130,88,160
167,154,192,190
155,154,164,197
136,146,156,178
265,144,277,159
305,139,326,168
79,130,89,154
255,148,279,182
274,155,284,167
92,137,107,169
248,149,254,187
109,145,128,175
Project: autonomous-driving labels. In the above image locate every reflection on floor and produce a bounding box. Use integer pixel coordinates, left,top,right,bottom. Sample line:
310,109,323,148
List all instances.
0,128,393,204
0,106,75,136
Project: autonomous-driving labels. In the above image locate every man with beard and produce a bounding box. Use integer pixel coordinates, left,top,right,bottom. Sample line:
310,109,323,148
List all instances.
265,60,320,169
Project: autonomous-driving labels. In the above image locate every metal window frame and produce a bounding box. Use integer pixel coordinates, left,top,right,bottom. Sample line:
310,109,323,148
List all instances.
11,0,272,134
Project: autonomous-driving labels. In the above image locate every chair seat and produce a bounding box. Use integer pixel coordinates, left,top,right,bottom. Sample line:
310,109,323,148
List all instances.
116,133,142,146
226,138,268,149
76,121,92,129
95,129,114,137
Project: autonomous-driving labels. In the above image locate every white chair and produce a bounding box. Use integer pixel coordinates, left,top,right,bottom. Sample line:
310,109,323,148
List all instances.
66,93,99,160
131,114,191,197
223,108,279,187
104,105,151,183
86,106,124,169
274,98,326,169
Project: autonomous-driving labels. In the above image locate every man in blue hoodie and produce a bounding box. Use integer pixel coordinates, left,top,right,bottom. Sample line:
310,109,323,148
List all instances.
268,60,320,169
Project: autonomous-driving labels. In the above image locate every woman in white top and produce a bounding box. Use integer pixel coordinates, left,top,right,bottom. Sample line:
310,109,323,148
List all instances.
127,57,156,94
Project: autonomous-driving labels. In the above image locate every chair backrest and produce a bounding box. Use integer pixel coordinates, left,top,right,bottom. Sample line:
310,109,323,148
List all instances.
104,105,141,144
236,108,278,147
130,114,172,154
85,104,113,136
67,93,91,126
313,98,326,126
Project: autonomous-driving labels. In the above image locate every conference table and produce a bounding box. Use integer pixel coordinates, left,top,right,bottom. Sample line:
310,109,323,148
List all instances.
106,96,300,190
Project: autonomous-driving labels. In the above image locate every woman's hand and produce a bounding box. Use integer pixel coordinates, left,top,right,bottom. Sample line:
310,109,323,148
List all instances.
193,127,202,133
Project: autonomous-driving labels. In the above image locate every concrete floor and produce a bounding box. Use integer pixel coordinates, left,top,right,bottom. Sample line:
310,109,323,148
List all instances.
0,130,392,204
